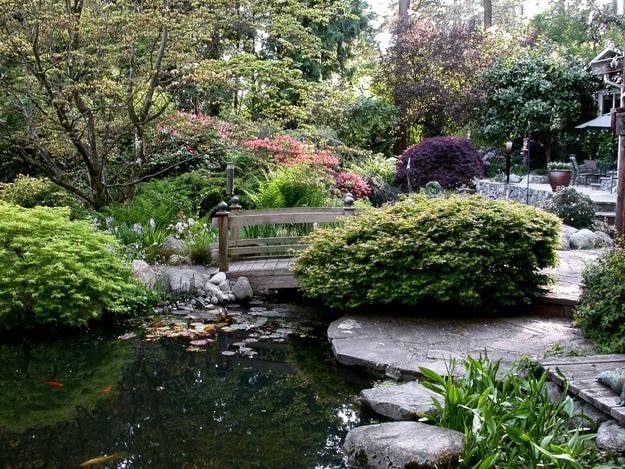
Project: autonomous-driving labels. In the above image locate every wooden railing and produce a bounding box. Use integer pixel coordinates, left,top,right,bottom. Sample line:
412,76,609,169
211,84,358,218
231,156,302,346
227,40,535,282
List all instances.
212,194,357,272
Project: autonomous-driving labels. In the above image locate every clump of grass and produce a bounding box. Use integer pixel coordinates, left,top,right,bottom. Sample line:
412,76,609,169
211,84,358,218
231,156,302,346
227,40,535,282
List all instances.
419,355,596,468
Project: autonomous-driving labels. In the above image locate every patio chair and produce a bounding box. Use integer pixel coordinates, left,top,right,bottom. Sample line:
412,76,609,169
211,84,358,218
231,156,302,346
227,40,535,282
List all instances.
569,156,592,185
583,159,601,184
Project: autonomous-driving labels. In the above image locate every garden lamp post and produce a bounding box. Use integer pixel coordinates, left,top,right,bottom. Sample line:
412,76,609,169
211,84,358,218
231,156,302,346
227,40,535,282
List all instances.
505,140,513,184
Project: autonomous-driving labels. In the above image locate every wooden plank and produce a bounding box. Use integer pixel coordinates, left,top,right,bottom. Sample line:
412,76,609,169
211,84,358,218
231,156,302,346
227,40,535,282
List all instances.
229,244,304,256
229,212,351,228
540,355,625,366
230,207,348,215
231,236,302,247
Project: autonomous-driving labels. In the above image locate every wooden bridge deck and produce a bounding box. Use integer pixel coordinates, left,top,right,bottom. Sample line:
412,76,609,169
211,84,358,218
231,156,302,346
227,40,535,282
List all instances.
228,258,297,290
539,355,625,425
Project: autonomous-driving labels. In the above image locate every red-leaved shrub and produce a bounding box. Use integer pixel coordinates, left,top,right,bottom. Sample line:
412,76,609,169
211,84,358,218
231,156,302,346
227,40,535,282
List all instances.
334,172,370,199
396,136,484,190
243,135,339,169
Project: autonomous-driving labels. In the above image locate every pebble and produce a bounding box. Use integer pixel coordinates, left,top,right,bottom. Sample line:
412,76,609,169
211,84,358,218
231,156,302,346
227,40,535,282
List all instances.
221,351,236,356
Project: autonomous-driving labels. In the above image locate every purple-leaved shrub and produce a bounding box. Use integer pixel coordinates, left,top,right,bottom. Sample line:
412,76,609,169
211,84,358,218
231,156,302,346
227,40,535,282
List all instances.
396,136,484,190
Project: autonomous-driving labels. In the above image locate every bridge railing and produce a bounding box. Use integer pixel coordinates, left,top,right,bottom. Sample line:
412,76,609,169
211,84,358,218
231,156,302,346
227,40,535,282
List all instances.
212,194,357,272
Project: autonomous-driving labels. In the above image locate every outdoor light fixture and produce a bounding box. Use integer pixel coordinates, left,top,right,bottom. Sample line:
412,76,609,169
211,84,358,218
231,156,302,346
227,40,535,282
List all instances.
226,161,235,197
505,140,513,184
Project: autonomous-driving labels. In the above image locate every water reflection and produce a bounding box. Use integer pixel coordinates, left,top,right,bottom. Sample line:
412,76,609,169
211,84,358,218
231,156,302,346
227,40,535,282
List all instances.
0,329,370,468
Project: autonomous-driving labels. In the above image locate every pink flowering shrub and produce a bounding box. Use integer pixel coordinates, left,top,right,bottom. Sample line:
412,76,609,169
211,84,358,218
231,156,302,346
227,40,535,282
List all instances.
243,135,339,169
334,171,371,199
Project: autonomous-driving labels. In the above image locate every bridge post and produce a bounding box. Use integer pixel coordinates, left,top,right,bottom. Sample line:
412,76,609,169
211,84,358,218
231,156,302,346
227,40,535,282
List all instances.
216,201,229,272
343,192,355,216
229,196,242,260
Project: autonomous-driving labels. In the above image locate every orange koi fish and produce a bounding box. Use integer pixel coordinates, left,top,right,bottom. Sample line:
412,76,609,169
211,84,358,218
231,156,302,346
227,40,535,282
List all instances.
44,380,64,388
103,385,113,394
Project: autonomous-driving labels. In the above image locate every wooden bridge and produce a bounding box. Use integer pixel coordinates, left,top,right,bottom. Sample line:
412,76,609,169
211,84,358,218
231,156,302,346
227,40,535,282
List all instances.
211,195,357,290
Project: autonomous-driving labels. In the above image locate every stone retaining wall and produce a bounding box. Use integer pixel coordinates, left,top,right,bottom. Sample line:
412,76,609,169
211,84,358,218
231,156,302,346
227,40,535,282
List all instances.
475,180,552,207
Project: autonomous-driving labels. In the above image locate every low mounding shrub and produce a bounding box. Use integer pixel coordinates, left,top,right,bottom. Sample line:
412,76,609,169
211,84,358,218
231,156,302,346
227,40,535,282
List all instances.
0,202,152,331
0,175,79,210
396,136,484,190
540,187,595,229
575,245,625,352
293,195,560,311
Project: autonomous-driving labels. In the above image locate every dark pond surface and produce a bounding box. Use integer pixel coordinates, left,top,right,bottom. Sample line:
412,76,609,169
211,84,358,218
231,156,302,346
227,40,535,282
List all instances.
0,304,374,468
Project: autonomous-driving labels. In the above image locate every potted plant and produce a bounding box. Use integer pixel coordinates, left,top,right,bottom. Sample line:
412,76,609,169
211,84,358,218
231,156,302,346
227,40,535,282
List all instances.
546,161,572,192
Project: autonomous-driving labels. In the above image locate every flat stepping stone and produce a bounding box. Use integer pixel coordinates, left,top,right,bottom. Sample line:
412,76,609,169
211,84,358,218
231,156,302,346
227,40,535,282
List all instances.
344,421,464,468
360,381,442,420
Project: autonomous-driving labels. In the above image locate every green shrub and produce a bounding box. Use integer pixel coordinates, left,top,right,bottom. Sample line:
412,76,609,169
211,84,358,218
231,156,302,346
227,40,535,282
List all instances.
293,195,561,311
575,245,625,352
540,187,595,229
0,174,80,212
0,202,153,331
420,356,595,467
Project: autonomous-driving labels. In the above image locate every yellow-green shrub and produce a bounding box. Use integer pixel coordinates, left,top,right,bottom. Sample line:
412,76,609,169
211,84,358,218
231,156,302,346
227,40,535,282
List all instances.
293,195,561,311
0,202,153,331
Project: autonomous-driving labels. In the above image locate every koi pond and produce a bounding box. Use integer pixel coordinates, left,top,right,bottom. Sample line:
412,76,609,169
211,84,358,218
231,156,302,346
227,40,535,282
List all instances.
0,303,373,468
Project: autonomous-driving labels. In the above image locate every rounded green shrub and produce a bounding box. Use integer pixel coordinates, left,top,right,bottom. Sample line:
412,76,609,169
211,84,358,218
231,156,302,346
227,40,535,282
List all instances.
540,187,594,229
0,174,82,215
575,246,625,352
293,195,561,311
0,202,152,331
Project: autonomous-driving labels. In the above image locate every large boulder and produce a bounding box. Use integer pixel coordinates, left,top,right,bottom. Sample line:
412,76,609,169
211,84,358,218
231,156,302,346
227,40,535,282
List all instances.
360,381,442,421
559,225,578,250
162,268,204,293
344,421,464,468
131,260,157,289
597,421,625,453
232,277,254,302
569,229,597,250
209,272,227,285
595,231,615,249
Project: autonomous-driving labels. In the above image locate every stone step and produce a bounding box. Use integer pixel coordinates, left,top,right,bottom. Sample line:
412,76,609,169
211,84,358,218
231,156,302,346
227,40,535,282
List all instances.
593,201,616,212
591,183,603,190
360,381,443,421
595,212,616,225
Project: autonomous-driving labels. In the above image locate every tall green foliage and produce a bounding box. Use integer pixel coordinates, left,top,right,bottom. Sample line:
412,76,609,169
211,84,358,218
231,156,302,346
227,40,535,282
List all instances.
477,45,595,160
293,195,561,311
420,356,595,468
576,245,625,352
0,202,151,331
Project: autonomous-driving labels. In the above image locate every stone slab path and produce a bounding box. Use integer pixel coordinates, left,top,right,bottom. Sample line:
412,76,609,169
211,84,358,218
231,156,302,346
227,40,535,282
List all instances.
328,315,594,379
541,249,604,304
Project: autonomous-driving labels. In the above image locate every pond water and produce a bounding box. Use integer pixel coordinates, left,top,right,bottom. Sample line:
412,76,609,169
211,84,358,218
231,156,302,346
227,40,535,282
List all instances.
0,304,373,468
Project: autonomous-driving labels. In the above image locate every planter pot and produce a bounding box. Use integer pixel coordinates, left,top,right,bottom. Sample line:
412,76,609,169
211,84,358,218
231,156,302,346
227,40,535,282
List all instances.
547,170,572,192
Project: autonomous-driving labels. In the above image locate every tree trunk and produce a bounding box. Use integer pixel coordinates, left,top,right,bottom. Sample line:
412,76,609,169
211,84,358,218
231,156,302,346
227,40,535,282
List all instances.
483,0,492,29
616,43,625,236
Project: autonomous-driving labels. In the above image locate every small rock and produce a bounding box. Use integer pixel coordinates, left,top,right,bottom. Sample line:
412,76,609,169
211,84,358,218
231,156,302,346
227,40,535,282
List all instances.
209,272,227,285
168,254,191,265
597,421,625,453
219,281,232,294
344,421,464,468
221,351,236,356
131,260,157,289
231,277,254,303
210,296,219,305
360,381,443,421
227,293,236,302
